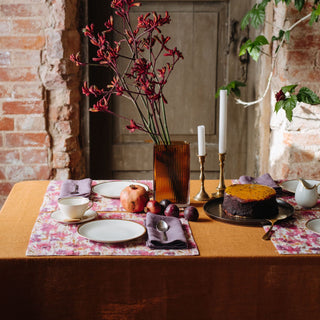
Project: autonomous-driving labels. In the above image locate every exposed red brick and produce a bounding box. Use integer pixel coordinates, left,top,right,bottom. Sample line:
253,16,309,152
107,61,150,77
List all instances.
0,51,10,65
21,148,48,164
0,182,13,195
15,116,45,131
12,51,40,66
0,36,45,50
287,50,317,67
0,4,47,18
3,101,44,114
0,67,38,81
0,20,11,33
12,83,43,99
5,165,51,181
53,152,70,168
0,168,5,179
291,34,320,50
283,132,320,146
55,121,72,135
0,84,9,98
6,132,50,148
290,150,315,163
0,117,14,131
12,18,43,33
0,149,20,164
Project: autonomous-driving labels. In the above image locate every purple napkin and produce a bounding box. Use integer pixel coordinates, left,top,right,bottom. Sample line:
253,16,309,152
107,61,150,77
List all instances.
145,212,187,249
239,173,281,193
59,178,92,199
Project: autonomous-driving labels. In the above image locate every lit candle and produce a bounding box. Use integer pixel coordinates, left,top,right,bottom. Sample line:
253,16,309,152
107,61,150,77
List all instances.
197,125,206,156
219,90,228,154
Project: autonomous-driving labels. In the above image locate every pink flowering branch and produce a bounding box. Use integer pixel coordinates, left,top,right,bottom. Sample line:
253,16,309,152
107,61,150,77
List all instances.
71,0,183,144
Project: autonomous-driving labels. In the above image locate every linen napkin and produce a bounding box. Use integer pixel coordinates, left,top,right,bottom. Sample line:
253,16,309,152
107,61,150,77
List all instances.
59,178,92,198
239,173,281,193
145,212,188,249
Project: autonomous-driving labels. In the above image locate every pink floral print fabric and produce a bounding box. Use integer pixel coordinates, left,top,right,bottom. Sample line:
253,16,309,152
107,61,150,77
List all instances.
26,180,199,256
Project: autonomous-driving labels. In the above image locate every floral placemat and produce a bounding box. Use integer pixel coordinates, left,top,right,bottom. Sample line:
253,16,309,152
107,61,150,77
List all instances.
263,195,320,254
26,180,199,256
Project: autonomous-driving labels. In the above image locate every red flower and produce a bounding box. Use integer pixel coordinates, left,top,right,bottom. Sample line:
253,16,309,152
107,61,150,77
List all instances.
69,53,84,66
275,89,285,102
126,119,140,132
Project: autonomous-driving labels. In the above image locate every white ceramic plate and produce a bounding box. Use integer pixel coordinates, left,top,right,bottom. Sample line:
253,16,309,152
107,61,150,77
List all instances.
280,179,320,194
51,209,97,224
306,218,320,234
92,181,150,198
77,219,146,243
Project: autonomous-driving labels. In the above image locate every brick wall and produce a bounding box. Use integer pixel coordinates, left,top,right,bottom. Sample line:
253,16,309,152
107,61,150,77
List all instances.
0,0,84,207
269,3,320,179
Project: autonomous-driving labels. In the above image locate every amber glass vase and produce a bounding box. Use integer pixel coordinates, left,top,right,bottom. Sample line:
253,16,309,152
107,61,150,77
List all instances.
153,141,190,206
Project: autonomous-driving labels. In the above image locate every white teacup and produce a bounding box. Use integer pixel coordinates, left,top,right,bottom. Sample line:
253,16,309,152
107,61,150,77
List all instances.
58,197,93,220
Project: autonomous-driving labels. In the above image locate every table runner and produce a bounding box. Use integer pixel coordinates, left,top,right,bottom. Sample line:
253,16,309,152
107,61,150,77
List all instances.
263,195,320,254
26,180,199,256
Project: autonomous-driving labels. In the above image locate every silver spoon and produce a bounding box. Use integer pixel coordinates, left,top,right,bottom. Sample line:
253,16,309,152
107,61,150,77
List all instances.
262,213,288,240
156,220,169,241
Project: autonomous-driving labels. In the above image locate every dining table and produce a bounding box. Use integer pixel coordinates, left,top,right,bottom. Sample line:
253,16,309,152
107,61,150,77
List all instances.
1,179,320,320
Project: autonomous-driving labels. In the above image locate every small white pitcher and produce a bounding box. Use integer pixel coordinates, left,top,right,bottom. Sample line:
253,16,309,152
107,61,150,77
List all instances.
295,178,319,208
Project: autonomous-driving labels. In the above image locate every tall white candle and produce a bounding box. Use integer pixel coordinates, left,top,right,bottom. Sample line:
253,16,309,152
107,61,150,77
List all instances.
219,90,228,154
197,125,206,156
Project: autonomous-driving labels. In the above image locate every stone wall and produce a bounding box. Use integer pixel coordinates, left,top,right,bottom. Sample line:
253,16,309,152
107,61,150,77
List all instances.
269,3,320,179
0,0,84,207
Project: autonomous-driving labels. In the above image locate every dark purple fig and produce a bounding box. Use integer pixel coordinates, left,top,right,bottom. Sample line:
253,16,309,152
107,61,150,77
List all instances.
184,206,199,221
164,203,179,218
159,199,171,209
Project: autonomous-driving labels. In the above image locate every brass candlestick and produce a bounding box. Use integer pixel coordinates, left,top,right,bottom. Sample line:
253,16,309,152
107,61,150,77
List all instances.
212,153,226,198
194,155,210,201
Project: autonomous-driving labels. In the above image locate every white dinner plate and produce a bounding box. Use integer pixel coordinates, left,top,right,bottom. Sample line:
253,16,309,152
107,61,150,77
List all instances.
92,181,150,198
280,179,320,194
51,209,98,224
306,218,320,234
77,219,146,243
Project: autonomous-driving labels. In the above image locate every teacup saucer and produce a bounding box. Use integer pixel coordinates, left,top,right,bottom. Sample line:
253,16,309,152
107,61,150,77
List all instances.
51,209,98,224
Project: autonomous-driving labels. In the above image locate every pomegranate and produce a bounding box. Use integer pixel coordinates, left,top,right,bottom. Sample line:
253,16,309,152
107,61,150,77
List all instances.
120,184,149,213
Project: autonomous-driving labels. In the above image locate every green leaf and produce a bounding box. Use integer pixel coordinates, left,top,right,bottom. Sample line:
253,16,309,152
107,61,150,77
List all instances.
247,46,261,61
294,0,305,11
283,95,297,121
282,84,297,94
239,36,269,62
275,100,284,113
250,5,266,28
283,0,292,5
241,3,266,30
285,30,290,43
241,11,251,30
310,4,320,26
271,29,285,42
297,87,320,104
215,81,246,98
275,0,281,4
254,35,269,46
239,39,252,56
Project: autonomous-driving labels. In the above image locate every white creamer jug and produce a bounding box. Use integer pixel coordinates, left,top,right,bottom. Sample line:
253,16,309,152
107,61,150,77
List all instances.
295,178,319,208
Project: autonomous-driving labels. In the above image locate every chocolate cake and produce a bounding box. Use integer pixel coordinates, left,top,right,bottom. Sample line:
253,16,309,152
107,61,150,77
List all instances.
222,184,278,219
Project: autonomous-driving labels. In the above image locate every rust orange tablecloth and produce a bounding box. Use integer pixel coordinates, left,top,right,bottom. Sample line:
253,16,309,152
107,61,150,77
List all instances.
1,180,320,320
